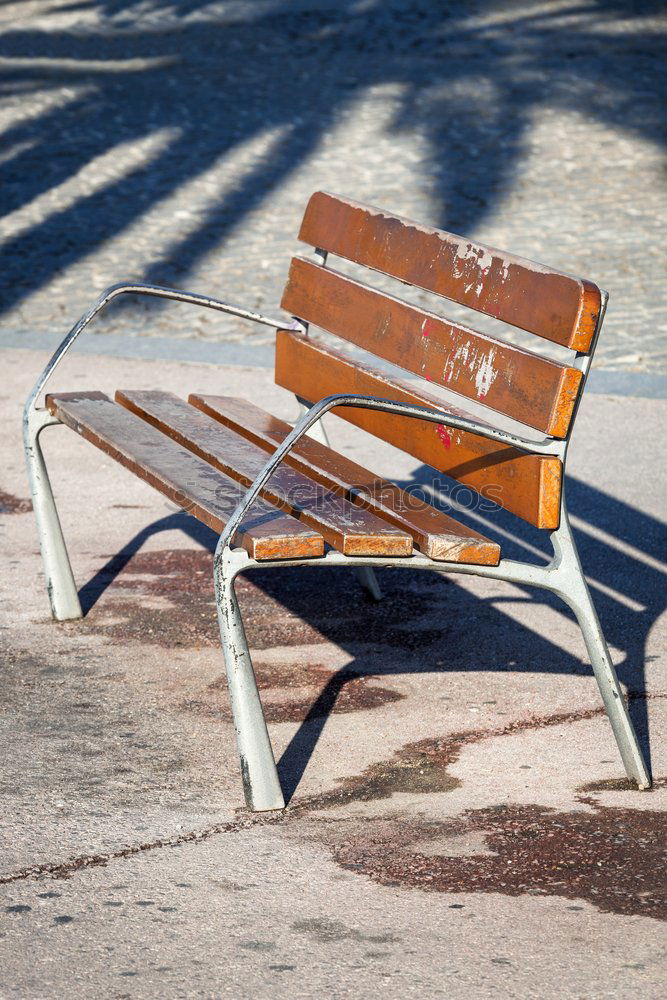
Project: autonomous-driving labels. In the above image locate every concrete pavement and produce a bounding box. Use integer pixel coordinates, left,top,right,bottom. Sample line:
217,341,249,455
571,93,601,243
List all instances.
1,348,665,997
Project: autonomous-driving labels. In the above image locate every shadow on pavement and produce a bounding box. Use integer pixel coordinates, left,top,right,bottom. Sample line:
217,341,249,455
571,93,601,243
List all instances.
1,0,665,314
76,469,666,802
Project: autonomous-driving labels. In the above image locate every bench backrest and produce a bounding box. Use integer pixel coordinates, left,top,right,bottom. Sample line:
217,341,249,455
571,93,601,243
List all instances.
275,191,603,530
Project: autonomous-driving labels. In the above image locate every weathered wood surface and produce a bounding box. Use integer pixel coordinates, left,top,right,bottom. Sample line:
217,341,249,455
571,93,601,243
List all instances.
274,331,562,530
46,391,323,561
282,256,582,437
189,394,501,565
298,191,602,352
116,389,413,557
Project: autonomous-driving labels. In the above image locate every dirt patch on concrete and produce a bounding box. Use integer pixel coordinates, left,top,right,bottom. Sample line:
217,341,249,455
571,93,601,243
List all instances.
331,802,665,919
74,548,407,722
44,547,665,920
76,549,219,647
185,663,404,724
300,732,464,808
291,704,665,919
578,776,667,794
296,705,609,813
236,562,458,652
0,489,32,514
2,668,662,923
74,548,457,651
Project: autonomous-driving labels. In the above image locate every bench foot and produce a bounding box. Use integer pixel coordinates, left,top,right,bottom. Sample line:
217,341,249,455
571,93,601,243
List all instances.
565,576,651,789
355,565,383,601
214,557,285,811
23,410,82,621
552,512,651,789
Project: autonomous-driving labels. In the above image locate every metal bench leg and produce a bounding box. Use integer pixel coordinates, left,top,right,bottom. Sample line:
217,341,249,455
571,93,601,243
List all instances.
23,410,82,621
214,552,285,811
355,565,383,601
563,573,651,789
551,514,651,789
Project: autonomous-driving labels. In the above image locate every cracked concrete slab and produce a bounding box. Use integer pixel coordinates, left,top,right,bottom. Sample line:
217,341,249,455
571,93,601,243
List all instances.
2,828,664,999
1,348,666,997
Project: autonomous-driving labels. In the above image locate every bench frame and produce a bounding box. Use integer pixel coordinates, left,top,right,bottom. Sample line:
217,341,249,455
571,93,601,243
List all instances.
24,266,651,811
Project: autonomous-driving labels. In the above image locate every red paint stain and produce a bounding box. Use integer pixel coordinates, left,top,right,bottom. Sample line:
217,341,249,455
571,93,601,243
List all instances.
421,320,431,339
436,425,452,449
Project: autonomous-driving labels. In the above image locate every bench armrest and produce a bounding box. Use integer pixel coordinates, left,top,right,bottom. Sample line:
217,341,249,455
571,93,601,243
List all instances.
23,282,287,425
216,392,559,559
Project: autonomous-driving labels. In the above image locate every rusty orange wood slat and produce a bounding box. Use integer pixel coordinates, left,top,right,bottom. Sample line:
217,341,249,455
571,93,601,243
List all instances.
188,393,501,565
116,389,412,557
281,257,582,438
273,330,562,530
45,391,323,561
298,191,602,353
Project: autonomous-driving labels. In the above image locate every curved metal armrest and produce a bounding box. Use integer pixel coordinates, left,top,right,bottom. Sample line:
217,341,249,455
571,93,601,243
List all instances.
215,392,558,560
23,281,287,423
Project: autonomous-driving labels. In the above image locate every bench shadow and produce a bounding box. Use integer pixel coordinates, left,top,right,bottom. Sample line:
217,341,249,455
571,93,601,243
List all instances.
77,470,665,803
274,472,665,800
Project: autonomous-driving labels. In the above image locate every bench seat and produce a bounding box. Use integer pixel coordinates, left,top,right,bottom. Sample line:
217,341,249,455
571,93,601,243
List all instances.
46,389,501,565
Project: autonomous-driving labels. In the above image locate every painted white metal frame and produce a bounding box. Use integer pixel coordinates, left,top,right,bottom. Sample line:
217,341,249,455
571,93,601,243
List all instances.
24,275,651,813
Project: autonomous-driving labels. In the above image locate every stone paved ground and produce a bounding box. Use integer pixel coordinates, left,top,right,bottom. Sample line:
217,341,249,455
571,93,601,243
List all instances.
0,0,666,371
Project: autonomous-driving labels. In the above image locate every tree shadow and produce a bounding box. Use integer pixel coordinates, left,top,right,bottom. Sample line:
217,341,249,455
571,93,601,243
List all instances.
1,0,665,315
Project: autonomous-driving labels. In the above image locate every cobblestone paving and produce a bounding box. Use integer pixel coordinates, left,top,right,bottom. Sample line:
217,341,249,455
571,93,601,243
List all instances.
1,0,665,371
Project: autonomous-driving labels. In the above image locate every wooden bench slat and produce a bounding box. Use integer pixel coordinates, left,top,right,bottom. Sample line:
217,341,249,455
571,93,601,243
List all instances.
188,393,500,565
281,257,582,438
274,330,562,530
298,191,602,352
45,391,323,561
115,390,413,557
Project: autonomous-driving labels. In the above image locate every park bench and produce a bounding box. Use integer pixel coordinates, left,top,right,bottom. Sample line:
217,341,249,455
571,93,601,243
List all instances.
23,191,651,809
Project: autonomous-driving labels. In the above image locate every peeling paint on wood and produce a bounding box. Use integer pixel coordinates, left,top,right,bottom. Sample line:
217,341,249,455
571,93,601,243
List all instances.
298,191,601,352
282,256,582,436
